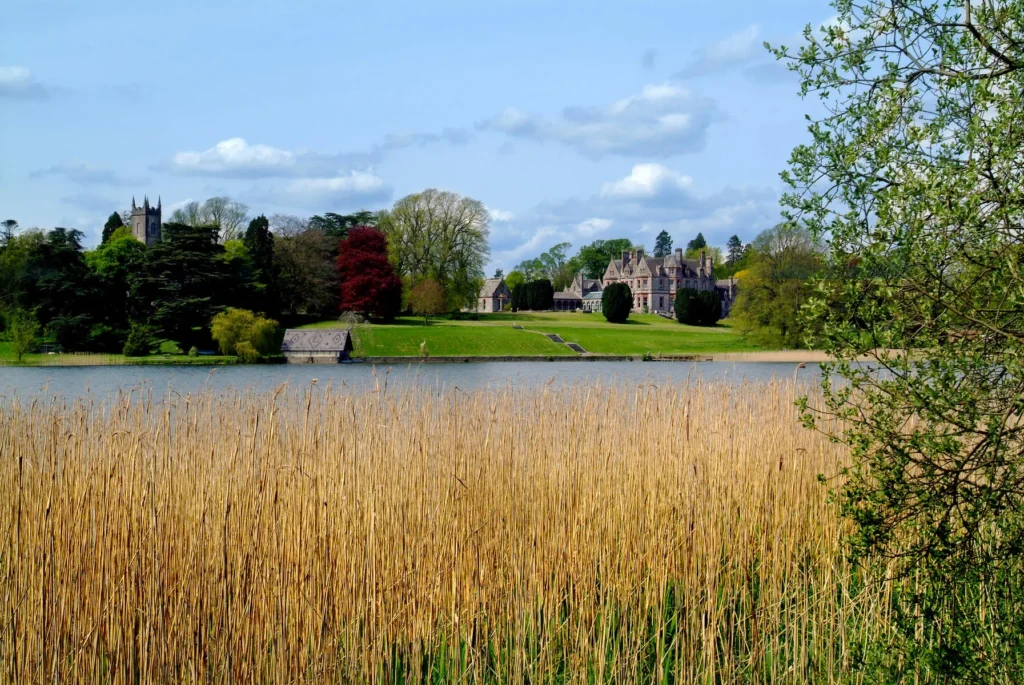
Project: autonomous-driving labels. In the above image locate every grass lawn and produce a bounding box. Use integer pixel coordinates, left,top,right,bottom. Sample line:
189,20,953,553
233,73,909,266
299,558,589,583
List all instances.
0,341,236,366
299,312,764,357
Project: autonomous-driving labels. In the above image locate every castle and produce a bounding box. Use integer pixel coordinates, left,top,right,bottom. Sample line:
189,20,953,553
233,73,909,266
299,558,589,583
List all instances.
131,195,162,246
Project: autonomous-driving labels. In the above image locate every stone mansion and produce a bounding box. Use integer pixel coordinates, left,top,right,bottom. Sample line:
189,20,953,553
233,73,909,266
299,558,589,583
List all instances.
602,247,717,315
479,247,725,315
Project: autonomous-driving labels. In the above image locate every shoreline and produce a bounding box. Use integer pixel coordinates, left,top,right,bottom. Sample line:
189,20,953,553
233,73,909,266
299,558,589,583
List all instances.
0,351,847,367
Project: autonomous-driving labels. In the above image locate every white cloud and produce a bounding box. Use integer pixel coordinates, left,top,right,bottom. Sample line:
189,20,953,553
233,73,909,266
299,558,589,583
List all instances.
601,164,693,200
0,66,56,100
164,138,354,178
676,25,762,79
481,82,718,158
576,217,613,236
285,170,388,197
487,207,514,222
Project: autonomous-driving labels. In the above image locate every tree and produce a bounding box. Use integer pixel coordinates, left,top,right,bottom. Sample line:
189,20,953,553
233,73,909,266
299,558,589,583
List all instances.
730,224,822,348
653,230,673,258
8,309,39,361
133,223,229,349
0,219,17,248
512,279,554,311
210,308,279,356
674,288,721,326
86,231,147,342
777,3,1024,678
408,279,446,325
169,196,249,242
273,227,337,317
379,190,490,309
122,324,152,357
575,238,634,280
243,215,276,312
101,212,124,244
309,211,378,239
726,235,744,265
337,226,403,320
601,282,632,323
492,268,503,279
505,270,526,292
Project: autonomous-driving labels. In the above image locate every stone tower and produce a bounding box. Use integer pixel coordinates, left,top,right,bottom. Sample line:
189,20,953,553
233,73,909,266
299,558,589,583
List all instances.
130,195,162,246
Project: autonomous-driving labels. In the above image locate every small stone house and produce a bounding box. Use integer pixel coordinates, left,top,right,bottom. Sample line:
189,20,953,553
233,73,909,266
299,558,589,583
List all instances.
281,329,353,363
477,278,511,312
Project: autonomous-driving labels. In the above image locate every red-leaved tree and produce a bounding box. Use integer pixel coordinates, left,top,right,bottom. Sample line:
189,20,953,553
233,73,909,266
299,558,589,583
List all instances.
336,226,403,320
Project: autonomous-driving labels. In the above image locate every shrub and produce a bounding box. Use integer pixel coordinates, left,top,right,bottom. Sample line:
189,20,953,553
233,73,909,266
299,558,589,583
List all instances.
122,325,152,357
47,314,91,352
602,282,632,323
511,280,554,311
8,310,40,361
188,346,199,357
235,341,260,364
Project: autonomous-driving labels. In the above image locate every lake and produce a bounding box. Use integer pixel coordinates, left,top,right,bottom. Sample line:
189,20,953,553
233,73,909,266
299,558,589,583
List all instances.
0,360,826,400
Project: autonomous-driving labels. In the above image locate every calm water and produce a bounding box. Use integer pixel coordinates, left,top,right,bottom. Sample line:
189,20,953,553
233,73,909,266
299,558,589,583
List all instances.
0,361,825,400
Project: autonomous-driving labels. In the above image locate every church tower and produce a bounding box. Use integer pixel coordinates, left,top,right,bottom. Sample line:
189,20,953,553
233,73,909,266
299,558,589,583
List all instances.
130,195,162,246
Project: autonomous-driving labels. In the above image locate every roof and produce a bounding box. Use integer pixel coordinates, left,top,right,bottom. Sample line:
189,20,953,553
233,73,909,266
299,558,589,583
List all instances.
479,278,507,298
583,292,603,300
281,329,353,353
716,279,737,288
553,291,582,300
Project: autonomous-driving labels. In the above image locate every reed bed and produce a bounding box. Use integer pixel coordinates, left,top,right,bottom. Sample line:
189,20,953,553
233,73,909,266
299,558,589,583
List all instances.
0,378,886,683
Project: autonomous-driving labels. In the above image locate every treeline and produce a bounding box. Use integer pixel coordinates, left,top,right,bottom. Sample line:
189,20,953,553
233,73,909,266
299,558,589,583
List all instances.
0,188,489,357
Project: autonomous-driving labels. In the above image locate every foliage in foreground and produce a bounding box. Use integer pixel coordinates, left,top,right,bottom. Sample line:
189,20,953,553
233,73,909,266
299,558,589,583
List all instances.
781,1,1024,680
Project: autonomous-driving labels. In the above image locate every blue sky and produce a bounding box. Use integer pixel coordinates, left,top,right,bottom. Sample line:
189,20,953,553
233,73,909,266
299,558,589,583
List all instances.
1,0,832,272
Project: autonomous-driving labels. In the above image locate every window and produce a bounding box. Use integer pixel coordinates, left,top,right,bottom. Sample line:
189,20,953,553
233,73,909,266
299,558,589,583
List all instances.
659,297,663,309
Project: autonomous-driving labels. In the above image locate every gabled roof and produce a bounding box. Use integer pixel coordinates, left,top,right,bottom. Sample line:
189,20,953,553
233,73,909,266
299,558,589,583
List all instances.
583,291,603,300
479,278,508,298
553,291,582,300
281,329,353,353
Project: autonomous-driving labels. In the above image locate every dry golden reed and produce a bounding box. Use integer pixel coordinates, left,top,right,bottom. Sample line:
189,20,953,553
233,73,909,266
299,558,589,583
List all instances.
0,378,887,683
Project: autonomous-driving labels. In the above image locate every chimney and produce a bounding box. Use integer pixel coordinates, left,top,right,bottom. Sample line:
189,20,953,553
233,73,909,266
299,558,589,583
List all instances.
675,248,683,259
636,248,644,260
622,250,629,265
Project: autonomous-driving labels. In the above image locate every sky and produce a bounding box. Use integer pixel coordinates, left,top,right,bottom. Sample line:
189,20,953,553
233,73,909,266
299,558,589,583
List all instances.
1,0,833,273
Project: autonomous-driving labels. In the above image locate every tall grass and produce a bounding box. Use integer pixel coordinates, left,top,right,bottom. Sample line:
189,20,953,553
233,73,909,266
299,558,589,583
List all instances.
0,379,888,682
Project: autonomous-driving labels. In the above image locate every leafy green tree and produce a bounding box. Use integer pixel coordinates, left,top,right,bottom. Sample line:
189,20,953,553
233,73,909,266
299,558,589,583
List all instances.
272,226,337,317
134,223,229,349
575,239,634,279
730,224,821,348
8,309,39,361
211,308,279,356
86,231,146,342
101,211,124,244
778,3,1024,679
685,232,706,252
244,215,275,283
492,268,503,279
601,282,632,323
122,324,152,357
379,190,489,310
504,270,526,292
408,278,446,325
653,230,673,258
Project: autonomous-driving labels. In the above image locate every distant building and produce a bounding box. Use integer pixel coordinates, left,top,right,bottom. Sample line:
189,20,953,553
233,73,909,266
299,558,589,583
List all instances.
553,272,603,311
603,248,716,315
130,195,162,246
477,278,511,312
716,277,739,316
281,329,353,363
582,291,603,313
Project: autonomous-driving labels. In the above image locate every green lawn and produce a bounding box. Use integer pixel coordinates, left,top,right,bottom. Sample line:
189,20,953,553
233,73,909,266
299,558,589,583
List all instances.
299,312,763,357
0,341,236,366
